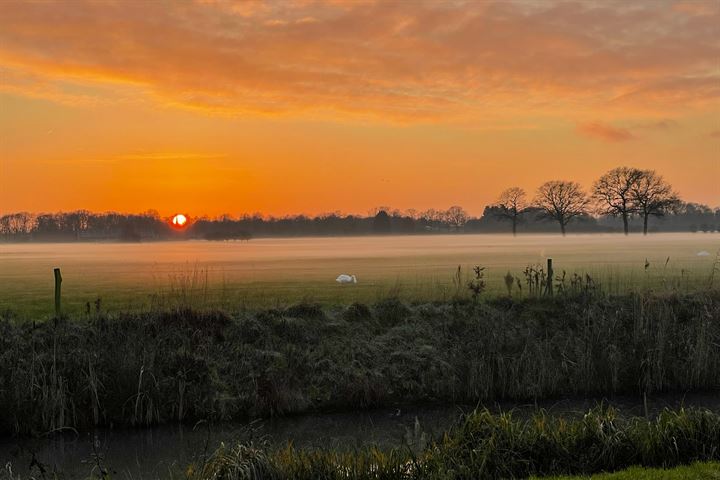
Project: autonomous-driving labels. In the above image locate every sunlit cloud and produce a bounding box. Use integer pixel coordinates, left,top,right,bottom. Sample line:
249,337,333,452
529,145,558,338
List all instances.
633,119,677,130
0,65,133,107
672,1,720,16
577,122,636,142
0,0,717,124
576,118,678,142
117,152,228,162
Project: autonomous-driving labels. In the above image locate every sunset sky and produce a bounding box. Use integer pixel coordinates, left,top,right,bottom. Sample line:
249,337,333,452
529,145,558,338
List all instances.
0,0,718,217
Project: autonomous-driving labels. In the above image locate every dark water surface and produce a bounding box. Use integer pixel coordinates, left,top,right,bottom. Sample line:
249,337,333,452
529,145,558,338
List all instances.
2,393,719,479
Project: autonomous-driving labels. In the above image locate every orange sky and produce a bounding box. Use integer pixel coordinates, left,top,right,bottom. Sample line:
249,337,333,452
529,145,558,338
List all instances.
0,0,718,217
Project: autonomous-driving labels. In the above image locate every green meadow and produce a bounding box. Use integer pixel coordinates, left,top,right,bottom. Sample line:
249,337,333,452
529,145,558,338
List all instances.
1,233,717,319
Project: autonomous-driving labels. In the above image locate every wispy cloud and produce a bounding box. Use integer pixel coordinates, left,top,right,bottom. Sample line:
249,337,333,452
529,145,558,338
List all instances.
673,1,719,16
117,152,228,162
576,122,635,142
632,119,677,130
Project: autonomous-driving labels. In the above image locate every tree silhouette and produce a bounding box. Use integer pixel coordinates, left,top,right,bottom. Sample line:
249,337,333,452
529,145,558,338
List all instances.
631,170,680,235
592,167,643,235
535,180,590,236
445,205,468,230
494,187,528,236
373,210,391,233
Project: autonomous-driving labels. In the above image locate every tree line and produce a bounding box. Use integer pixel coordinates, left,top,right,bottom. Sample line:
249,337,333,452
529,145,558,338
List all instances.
494,167,682,236
0,167,718,241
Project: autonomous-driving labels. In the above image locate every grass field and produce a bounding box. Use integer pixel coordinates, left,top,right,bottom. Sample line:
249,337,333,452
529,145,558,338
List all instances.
535,462,720,479
1,233,718,319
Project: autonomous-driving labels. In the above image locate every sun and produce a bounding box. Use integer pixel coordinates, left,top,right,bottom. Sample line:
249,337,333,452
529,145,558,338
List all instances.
172,214,187,227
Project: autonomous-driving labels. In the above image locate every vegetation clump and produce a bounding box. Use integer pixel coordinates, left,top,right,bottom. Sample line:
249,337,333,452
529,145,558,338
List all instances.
0,292,718,437
182,407,720,480
373,297,411,326
343,302,373,322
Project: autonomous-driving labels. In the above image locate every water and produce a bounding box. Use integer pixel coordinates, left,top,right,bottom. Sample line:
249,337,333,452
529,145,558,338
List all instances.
2,405,460,479
2,394,720,479
1,233,717,317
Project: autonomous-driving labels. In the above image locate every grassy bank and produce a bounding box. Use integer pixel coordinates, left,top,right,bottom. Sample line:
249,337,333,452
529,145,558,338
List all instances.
179,407,720,479
1,291,718,437
536,461,720,479
4,408,719,479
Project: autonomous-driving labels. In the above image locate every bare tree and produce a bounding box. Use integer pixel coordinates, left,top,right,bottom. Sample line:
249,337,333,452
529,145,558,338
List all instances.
494,187,528,236
592,166,643,235
404,208,418,219
631,170,680,235
0,212,35,235
445,205,468,230
420,209,440,222
535,180,590,236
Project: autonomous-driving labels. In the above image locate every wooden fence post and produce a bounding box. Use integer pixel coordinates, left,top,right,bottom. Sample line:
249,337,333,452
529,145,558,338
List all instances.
54,267,62,315
546,258,553,296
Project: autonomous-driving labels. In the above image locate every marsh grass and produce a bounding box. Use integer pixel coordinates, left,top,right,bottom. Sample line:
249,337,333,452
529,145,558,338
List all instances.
0,291,718,437
178,407,720,480
3,413,720,479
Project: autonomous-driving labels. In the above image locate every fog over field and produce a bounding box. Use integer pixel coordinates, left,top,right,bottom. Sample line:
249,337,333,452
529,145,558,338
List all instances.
1,0,719,477
1,233,717,317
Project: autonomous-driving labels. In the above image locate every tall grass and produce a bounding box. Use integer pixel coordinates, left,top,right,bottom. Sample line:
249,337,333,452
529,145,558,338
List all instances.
0,291,718,436
151,263,214,312
181,406,720,480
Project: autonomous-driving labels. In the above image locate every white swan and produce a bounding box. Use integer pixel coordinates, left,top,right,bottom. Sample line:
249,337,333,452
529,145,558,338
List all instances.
336,274,357,284
697,251,711,256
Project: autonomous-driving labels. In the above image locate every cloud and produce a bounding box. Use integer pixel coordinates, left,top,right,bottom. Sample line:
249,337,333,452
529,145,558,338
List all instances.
673,1,720,16
117,152,228,162
609,77,720,109
576,122,635,142
638,119,676,130
0,65,132,107
0,0,718,122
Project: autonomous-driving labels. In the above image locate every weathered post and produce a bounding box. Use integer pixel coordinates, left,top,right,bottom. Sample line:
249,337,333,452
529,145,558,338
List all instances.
54,267,62,315
546,258,553,296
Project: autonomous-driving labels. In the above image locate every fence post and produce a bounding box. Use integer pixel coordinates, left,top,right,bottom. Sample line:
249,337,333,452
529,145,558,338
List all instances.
54,267,62,315
546,258,553,296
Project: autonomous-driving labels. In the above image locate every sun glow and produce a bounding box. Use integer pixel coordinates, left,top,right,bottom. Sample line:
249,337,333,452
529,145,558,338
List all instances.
172,214,187,227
